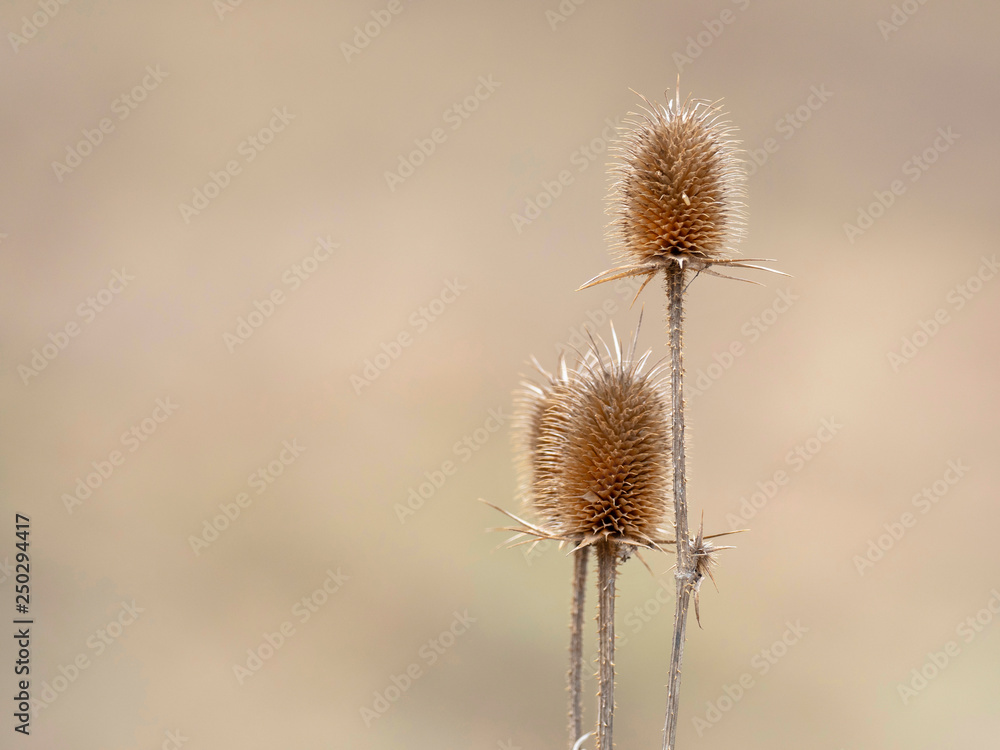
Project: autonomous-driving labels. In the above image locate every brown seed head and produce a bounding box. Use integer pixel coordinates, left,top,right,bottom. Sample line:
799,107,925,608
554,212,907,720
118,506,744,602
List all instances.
610,91,746,269
530,328,672,548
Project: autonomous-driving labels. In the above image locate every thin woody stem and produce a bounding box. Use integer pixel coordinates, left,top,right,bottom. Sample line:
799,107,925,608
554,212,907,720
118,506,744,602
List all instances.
662,263,694,750
568,545,589,749
597,540,618,750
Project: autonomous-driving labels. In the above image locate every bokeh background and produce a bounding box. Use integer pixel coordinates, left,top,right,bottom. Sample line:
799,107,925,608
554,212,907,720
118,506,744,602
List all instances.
1,1,998,748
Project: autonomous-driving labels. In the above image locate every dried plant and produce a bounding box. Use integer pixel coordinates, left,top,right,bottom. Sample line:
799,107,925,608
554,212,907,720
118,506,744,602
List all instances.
582,88,784,750
493,325,672,750
486,85,782,750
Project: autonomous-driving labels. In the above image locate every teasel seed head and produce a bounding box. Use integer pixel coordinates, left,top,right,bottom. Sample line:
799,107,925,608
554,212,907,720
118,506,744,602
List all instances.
533,324,673,550
614,90,746,266
580,88,786,295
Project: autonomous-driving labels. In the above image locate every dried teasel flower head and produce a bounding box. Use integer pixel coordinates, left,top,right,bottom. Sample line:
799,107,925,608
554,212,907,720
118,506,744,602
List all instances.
614,91,746,266
581,88,785,296
528,323,673,550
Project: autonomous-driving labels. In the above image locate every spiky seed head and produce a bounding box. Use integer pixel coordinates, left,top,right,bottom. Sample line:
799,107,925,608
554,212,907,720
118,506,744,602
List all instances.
610,91,746,269
531,329,672,547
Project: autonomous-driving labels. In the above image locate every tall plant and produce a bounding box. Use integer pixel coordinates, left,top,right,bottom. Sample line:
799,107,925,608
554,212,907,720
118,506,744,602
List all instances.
488,87,784,750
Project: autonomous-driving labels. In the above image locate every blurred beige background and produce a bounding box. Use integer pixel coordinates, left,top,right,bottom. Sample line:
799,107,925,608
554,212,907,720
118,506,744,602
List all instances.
1,1,998,748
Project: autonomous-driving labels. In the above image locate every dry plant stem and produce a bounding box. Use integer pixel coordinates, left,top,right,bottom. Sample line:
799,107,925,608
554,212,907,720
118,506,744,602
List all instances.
597,540,618,750
568,545,590,750
662,263,694,750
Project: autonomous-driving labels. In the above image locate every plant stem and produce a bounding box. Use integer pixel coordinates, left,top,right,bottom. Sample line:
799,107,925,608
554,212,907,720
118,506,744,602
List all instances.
597,539,618,750
662,263,694,750
568,545,590,749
